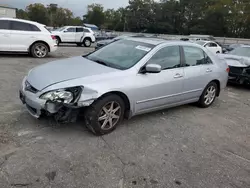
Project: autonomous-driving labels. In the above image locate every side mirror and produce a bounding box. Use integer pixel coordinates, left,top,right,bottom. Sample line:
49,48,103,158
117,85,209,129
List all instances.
63,30,67,32
145,64,161,73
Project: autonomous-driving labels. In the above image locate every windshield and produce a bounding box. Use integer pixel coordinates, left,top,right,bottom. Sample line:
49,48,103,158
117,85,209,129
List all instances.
195,41,206,46
86,39,155,70
53,27,66,31
229,47,250,57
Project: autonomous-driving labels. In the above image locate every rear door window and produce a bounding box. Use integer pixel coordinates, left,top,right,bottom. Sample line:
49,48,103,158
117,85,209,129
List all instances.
65,27,76,32
76,27,83,32
10,21,40,31
183,46,206,66
83,28,90,33
0,20,10,30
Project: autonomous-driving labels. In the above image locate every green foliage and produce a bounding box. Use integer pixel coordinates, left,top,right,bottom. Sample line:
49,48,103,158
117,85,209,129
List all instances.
16,0,250,38
26,3,49,25
17,3,79,27
83,4,105,27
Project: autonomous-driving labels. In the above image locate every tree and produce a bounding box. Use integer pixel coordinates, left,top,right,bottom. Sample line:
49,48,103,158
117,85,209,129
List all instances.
71,17,83,26
16,9,29,20
84,4,105,27
14,0,250,38
26,3,49,25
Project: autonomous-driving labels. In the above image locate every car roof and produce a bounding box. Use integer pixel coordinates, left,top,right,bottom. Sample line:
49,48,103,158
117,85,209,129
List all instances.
126,37,168,45
0,17,45,26
126,37,202,47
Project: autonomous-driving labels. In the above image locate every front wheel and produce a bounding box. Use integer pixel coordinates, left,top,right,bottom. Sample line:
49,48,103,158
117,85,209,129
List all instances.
84,94,125,135
83,38,91,47
198,82,218,108
31,43,49,58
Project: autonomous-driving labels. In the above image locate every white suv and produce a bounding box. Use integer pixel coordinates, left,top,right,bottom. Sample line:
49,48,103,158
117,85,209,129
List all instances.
52,26,96,47
0,18,57,58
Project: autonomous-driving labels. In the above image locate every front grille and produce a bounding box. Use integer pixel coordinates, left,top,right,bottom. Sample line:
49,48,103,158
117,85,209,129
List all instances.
25,81,38,93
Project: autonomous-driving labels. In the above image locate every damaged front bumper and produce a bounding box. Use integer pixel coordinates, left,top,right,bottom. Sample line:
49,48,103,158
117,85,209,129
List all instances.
228,65,250,85
19,78,94,122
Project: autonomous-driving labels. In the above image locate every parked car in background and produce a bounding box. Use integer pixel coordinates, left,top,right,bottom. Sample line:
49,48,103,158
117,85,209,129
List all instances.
0,18,57,58
218,46,250,85
195,41,222,54
226,44,243,52
52,26,96,47
95,34,145,50
20,38,228,135
189,34,216,41
95,31,117,41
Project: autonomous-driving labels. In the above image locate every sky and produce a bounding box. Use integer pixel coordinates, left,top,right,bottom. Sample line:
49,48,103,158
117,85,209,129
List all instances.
1,0,129,16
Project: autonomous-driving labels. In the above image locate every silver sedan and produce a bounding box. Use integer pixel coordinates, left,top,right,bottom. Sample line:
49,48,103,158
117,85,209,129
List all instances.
20,38,229,135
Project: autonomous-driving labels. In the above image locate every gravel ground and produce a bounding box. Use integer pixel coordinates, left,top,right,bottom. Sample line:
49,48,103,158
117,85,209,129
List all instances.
0,45,250,188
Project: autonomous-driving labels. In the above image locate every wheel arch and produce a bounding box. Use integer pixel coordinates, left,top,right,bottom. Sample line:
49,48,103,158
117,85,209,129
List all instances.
29,41,50,52
54,36,61,42
209,79,221,96
83,36,92,42
99,91,132,119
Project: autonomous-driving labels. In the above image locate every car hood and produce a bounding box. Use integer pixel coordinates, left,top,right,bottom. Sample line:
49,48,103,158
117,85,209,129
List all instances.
217,54,250,67
27,56,119,91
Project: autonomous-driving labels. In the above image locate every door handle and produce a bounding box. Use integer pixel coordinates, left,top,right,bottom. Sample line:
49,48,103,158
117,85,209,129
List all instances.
174,73,183,78
206,68,213,73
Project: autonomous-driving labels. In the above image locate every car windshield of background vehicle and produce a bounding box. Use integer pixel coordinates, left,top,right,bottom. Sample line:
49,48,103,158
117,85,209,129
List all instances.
86,40,155,70
229,47,250,57
54,27,66,31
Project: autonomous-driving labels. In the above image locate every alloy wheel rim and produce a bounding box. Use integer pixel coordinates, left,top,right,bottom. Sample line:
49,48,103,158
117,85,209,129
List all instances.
98,101,121,130
204,86,216,105
35,45,47,57
85,40,91,46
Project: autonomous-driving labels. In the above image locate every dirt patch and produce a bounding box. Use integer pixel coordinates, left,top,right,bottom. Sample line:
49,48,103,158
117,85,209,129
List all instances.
0,130,12,145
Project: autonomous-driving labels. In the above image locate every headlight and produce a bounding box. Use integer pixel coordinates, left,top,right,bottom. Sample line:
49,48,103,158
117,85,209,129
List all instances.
40,89,74,104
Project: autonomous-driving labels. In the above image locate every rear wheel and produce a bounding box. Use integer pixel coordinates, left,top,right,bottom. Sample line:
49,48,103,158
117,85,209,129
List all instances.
31,43,49,58
84,94,125,135
55,36,61,45
83,38,91,47
198,82,218,108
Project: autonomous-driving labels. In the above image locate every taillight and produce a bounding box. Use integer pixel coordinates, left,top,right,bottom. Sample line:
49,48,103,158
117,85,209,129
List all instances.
51,35,56,40
226,67,230,73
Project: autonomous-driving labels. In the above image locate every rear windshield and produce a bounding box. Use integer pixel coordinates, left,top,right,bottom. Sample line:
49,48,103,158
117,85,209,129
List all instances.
44,27,51,33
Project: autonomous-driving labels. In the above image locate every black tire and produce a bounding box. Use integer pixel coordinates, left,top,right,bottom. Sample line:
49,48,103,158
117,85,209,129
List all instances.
31,43,49,58
84,94,125,136
198,82,218,108
76,43,82,47
83,38,91,47
216,51,220,54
